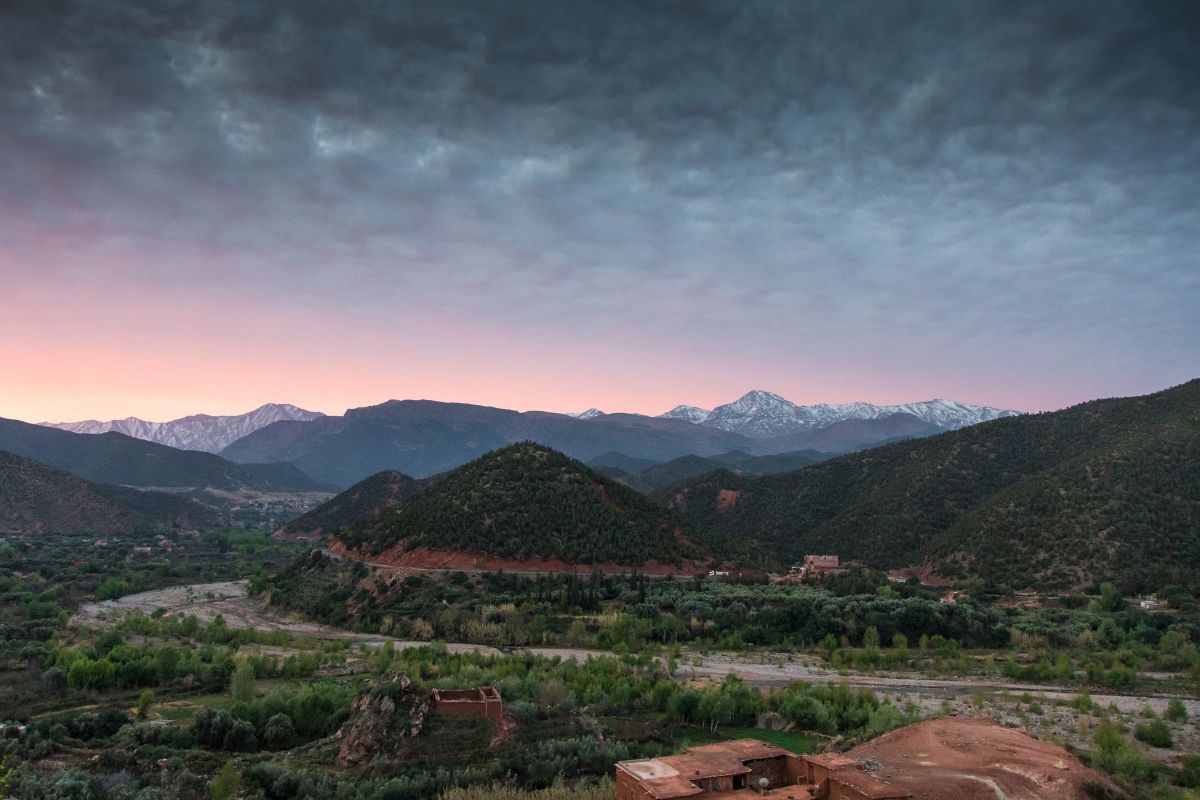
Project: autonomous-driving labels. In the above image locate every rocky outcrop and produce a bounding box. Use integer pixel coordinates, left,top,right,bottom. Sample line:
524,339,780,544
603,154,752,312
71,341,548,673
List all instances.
336,675,428,767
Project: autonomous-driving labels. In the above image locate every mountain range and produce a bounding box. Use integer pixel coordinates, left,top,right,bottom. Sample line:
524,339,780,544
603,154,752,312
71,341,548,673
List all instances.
660,379,1200,591
41,403,324,453
218,392,1014,488
658,390,1019,437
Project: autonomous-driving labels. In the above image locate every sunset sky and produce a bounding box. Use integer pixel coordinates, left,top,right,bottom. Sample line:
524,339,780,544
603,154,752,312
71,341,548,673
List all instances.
2,1,1197,423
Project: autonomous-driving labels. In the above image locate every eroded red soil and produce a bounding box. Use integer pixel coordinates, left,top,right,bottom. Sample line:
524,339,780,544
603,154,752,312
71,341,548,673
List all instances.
845,716,1118,800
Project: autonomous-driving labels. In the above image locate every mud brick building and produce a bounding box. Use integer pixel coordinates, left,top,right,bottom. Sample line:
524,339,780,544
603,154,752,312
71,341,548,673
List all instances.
430,686,503,724
615,740,910,800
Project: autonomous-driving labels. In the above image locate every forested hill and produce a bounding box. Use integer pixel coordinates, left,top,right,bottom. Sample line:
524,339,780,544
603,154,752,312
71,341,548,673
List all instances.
0,449,221,534
0,417,326,492
660,379,1200,591
338,442,751,568
277,469,424,539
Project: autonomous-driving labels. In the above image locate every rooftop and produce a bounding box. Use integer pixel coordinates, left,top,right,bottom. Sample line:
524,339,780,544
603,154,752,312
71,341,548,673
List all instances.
617,740,796,799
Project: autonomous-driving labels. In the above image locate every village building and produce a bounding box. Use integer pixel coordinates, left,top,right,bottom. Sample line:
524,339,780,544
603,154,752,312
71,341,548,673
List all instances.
430,686,503,724
615,740,910,800
803,555,841,574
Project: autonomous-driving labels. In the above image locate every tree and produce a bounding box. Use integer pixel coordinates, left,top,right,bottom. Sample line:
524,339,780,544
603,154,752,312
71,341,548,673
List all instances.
1093,720,1124,769
374,640,395,674
1166,698,1188,723
230,660,256,703
156,647,180,683
222,719,257,751
210,762,240,800
137,689,155,720
263,713,295,749
862,626,881,649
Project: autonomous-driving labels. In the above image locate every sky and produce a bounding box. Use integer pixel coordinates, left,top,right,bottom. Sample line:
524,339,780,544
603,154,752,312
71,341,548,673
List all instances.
1,0,1198,423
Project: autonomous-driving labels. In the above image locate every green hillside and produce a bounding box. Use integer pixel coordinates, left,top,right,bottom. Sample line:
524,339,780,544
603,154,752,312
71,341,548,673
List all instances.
661,380,1200,591
0,449,221,534
0,417,324,491
278,469,424,538
340,442,748,567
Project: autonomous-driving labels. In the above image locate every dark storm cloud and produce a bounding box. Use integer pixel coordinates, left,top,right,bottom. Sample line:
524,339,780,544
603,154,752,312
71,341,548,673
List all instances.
1,0,1198,404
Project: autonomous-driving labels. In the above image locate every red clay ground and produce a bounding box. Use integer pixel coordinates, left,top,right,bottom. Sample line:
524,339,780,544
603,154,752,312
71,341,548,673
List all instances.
845,716,1119,800
330,538,713,577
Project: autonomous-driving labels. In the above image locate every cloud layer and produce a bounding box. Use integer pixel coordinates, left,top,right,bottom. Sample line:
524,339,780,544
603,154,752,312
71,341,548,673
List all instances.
2,0,1197,420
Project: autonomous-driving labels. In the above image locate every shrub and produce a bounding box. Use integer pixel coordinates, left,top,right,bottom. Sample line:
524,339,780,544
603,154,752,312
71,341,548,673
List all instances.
1133,719,1172,749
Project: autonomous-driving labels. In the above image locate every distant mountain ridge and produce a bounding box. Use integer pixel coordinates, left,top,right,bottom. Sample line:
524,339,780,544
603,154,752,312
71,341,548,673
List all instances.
659,390,1019,437
0,417,327,492
221,400,758,488
41,403,324,453
590,448,833,493
221,392,1015,489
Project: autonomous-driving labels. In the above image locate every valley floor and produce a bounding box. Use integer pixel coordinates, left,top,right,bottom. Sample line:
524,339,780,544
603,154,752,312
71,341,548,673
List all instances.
73,580,1200,760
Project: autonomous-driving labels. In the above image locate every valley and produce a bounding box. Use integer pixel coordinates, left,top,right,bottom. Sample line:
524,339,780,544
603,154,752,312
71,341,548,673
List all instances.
1,381,1197,800
73,579,1200,722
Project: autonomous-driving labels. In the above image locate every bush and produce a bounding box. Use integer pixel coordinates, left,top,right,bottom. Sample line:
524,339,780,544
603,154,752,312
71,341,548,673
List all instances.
1134,719,1172,749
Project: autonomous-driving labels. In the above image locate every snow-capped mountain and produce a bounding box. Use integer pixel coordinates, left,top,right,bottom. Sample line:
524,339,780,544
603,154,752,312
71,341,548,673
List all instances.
568,408,606,420
657,390,1019,438
660,404,713,425
41,403,324,453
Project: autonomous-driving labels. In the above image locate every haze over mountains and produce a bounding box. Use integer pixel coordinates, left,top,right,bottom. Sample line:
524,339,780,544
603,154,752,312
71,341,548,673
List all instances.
41,403,324,453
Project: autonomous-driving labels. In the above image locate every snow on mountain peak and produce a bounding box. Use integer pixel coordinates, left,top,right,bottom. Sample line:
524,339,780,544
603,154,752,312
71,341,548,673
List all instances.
40,403,325,453
569,408,606,419
659,405,712,425
657,390,1021,438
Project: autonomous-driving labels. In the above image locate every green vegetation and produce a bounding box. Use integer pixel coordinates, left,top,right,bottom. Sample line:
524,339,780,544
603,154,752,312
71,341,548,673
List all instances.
0,448,218,534
0,529,303,717
340,443,754,566
279,469,423,538
1085,718,1199,800
602,449,830,493
262,555,1200,692
662,379,1200,591
2,634,912,800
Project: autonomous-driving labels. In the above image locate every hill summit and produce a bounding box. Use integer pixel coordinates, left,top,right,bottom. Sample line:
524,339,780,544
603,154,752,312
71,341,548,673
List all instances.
277,470,423,540
336,442,735,571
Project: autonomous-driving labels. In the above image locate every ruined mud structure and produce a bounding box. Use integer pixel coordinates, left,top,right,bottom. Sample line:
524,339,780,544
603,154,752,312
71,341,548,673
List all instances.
431,685,503,724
